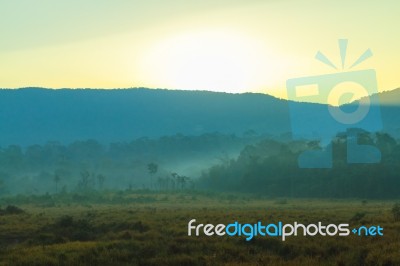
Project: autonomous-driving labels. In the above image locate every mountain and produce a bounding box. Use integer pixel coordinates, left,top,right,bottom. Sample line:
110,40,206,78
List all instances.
0,87,398,146
352,88,400,137
0,88,292,146
377,88,400,137
376,88,400,105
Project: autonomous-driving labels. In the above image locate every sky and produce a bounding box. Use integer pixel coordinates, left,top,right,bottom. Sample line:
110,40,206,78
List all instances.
0,0,399,100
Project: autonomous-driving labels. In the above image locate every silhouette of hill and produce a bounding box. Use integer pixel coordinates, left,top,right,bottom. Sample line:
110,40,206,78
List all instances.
0,88,291,145
358,87,400,106
0,87,398,146
351,88,400,137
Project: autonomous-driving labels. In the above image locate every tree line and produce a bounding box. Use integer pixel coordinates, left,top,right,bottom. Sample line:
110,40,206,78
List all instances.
0,133,260,195
198,131,400,199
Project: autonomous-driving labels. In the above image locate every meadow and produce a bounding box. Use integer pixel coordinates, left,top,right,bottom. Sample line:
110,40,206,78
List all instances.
0,191,399,266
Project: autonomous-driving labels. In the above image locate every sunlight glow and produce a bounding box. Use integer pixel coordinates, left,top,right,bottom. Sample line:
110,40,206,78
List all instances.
138,29,285,93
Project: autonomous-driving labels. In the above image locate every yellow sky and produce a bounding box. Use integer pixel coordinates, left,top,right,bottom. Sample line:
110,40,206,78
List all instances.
0,0,399,100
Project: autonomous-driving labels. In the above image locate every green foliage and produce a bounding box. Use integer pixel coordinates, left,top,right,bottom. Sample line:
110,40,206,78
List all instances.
147,163,158,175
0,205,24,215
0,133,262,194
199,132,400,199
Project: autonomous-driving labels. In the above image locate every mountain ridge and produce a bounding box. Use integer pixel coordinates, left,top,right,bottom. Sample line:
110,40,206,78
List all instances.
0,87,291,146
0,87,398,146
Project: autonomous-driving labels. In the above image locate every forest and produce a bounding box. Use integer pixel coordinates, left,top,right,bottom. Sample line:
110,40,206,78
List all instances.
0,132,262,195
0,130,398,199
199,131,400,198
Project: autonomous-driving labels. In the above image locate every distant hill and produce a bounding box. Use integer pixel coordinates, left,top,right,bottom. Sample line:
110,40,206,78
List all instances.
0,88,398,146
0,88,292,146
377,88,400,137
377,88,400,105
353,87,400,106
352,88,400,137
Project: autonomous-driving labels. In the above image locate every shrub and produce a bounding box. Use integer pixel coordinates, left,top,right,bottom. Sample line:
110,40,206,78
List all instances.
392,203,400,222
0,205,24,215
350,212,366,222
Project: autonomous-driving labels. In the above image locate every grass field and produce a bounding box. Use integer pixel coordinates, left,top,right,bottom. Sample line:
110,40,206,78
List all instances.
0,191,399,265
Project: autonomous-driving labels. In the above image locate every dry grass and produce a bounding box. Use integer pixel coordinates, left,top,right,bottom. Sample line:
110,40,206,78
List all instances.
0,192,399,265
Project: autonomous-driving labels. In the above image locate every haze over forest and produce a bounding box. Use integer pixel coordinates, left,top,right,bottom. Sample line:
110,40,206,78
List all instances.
0,87,399,198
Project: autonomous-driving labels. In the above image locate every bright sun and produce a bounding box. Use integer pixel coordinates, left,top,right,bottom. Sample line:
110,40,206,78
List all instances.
137,29,284,93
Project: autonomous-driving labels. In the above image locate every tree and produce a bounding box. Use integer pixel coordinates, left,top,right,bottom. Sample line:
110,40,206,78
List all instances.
376,132,397,157
97,174,105,190
170,173,190,190
78,170,91,191
178,175,190,190
147,163,158,189
0,178,6,195
147,163,158,174
53,174,61,193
